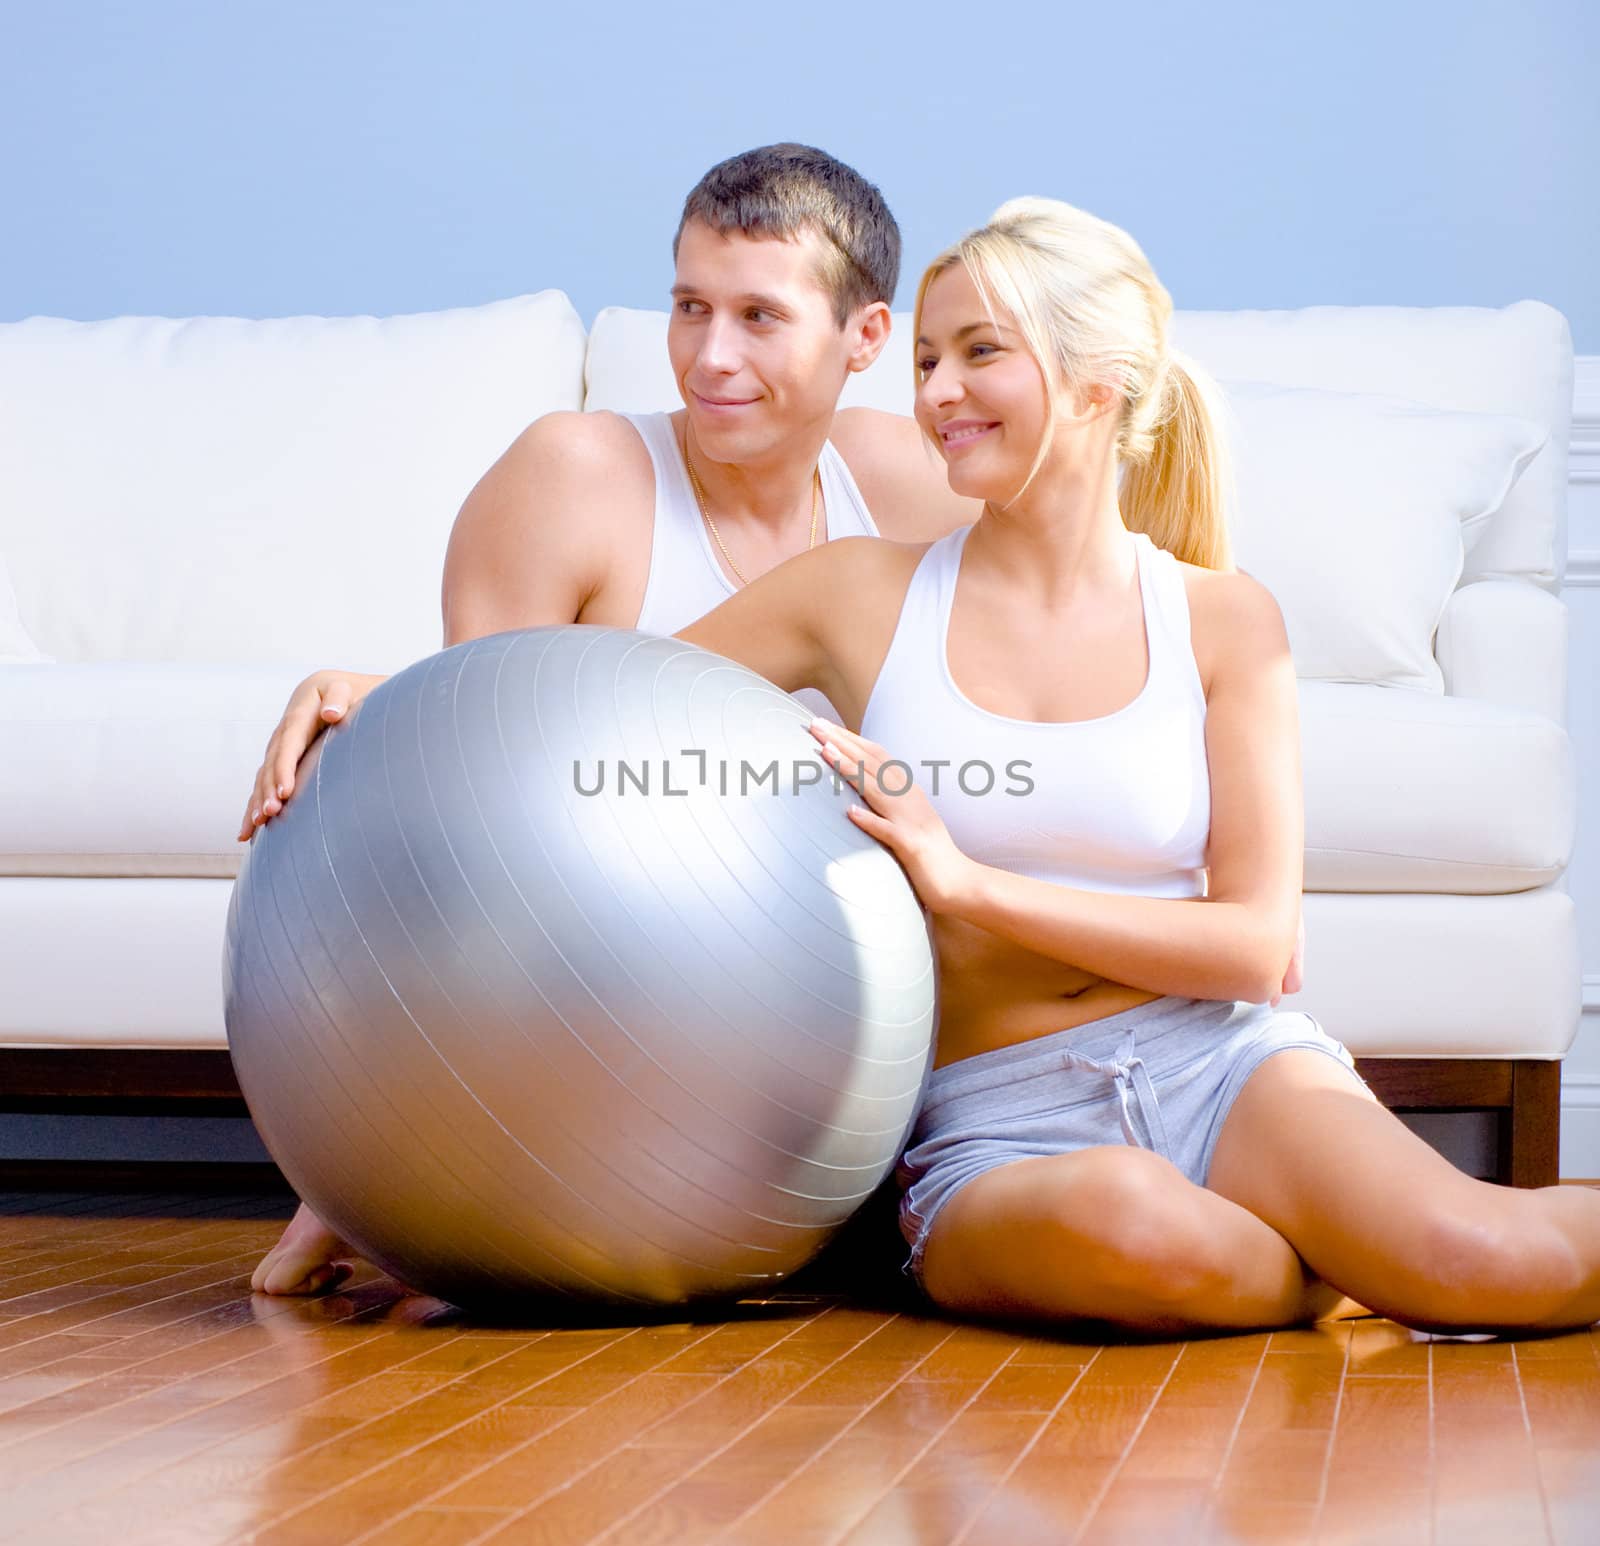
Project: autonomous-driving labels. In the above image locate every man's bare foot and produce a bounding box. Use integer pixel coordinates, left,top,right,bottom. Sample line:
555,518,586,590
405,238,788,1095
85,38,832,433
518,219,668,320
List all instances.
252,1201,357,1295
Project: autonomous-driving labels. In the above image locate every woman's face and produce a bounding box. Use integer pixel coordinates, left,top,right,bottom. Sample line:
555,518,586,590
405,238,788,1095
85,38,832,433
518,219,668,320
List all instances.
913,263,1053,504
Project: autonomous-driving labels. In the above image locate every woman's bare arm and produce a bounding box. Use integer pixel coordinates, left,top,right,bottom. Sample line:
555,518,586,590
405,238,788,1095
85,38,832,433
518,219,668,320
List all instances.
673,537,891,710
826,571,1303,1003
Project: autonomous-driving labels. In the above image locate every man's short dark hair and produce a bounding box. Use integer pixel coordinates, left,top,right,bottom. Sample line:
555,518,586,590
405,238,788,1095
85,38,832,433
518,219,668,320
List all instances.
673,144,901,327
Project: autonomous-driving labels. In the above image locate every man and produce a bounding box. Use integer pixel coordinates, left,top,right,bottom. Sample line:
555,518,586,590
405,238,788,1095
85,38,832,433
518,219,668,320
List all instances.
239,143,970,847
244,143,1302,1295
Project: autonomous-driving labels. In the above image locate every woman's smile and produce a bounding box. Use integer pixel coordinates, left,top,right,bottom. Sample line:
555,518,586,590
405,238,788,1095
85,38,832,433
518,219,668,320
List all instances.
938,418,1001,451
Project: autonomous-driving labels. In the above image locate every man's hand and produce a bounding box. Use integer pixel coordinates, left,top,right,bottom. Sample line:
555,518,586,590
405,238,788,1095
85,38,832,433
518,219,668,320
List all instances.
1271,911,1307,1007
237,670,388,841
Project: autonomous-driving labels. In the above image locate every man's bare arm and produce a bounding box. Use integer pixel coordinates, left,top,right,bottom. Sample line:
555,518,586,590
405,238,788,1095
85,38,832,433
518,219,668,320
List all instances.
829,407,981,542
440,410,633,646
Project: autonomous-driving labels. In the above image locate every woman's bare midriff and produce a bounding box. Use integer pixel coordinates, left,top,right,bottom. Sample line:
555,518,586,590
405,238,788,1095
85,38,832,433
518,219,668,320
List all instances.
930,913,1161,1071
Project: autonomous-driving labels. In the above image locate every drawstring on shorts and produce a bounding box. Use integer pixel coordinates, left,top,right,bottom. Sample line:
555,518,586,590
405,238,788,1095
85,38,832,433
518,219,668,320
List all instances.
1060,1028,1173,1160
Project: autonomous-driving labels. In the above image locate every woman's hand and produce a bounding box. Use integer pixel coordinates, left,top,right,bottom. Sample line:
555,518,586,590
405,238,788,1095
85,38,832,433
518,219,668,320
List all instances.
807,717,975,914
237,669,388,841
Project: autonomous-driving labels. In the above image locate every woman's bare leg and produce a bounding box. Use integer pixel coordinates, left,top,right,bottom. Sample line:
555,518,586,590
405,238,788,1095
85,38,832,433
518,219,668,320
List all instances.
1205,1050,1600,1333
251,1201,356,1296
918,1145,1346,1334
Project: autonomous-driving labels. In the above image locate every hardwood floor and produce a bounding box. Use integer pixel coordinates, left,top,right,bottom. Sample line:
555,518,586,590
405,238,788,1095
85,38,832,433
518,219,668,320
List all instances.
1,1188,1597,1545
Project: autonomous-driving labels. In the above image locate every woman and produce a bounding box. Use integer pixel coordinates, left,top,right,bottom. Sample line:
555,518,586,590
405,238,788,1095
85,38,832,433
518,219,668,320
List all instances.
669,197,1600,1335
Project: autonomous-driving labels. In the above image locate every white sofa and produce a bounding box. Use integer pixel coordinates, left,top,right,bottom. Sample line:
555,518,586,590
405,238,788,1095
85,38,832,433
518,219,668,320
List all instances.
0,291,1580,1183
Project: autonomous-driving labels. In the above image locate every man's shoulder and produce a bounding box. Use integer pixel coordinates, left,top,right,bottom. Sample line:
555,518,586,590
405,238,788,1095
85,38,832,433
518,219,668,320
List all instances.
500,408,655,492
829,407,978,542
451,410,656,568
443,411,660,637
829,406,922,468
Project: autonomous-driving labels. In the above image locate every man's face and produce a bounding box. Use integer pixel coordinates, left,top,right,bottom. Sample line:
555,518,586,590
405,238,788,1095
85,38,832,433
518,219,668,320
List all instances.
668,218,857,461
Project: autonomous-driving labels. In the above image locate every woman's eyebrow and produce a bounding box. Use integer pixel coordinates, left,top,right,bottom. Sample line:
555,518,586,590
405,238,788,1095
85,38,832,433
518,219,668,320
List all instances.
915,321,1002,347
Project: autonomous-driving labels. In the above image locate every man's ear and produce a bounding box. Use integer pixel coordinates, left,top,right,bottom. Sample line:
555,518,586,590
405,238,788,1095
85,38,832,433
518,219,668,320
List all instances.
845,301,893,375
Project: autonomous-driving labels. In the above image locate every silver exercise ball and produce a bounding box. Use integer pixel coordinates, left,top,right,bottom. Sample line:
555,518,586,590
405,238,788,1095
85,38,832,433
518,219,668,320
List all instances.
223,625,938,1310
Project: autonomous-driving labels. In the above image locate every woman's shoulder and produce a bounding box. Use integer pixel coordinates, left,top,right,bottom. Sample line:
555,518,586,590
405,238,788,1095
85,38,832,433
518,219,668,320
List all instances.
1175,561,1290,695
749,533,934,618
802,531,936,629
815,532,940,577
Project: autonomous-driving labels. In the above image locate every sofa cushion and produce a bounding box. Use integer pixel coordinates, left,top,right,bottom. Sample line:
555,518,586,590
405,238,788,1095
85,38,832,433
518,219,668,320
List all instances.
0,556,48,663
1219,383,1545,691
1172,302,1573,591
0,292,588,671
0,662,314,878
1286,887,1579,1058
1435,578,1568,722
0,878,236,1049
1298,682,1574,892
0,668,1572,895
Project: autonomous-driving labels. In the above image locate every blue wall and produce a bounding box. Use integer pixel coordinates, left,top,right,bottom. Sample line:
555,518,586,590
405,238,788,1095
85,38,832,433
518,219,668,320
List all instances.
3,0,1595,347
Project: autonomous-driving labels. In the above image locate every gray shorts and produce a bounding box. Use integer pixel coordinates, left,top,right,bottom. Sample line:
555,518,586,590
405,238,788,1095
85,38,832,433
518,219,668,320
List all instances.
895,995,1369,1288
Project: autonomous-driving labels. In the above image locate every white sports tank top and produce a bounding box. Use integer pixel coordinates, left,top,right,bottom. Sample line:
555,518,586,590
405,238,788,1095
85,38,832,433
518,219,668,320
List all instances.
624,411,879,723
861,525,1211,899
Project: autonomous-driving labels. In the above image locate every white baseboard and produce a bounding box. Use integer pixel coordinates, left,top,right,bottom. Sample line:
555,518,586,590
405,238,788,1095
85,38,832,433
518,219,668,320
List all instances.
1562,985,1600,1177
1562,1086,1600,1180
1562,345,1597,1166
1574,355,1599,485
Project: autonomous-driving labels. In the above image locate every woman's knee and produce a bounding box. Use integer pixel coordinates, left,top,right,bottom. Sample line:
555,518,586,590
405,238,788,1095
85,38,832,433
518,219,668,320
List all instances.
1039,1148,1231,1311
1398,1196,1583,1326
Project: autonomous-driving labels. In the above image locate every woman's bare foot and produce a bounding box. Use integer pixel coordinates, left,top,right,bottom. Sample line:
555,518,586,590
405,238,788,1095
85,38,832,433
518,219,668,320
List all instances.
252,1201,357,1295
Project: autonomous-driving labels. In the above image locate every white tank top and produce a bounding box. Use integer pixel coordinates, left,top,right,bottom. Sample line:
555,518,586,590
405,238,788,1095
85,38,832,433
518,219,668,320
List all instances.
861,525,1211,899
624,411,879,722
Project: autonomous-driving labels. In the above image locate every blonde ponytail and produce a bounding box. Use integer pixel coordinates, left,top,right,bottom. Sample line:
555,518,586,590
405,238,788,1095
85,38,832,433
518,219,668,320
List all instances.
1119,352,1235,571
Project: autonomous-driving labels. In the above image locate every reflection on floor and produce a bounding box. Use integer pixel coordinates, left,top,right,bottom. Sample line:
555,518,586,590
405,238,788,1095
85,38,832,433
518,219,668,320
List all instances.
0,1188,1596,1545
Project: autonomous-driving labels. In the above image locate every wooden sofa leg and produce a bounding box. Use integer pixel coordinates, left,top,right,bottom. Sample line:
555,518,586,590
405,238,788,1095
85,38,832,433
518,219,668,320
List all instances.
1356,1056,1562,1189
1500,1060,1561,1189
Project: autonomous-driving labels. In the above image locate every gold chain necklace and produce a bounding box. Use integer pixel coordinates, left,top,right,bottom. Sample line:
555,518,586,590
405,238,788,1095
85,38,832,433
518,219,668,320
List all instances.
682,432,821,588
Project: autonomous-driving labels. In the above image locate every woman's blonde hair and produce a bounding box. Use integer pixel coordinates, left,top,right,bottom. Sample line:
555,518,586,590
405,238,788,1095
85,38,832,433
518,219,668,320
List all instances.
912,196,1235,570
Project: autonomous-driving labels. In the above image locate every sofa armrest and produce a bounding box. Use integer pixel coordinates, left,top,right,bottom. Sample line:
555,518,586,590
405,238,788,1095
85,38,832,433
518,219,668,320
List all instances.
1436,579,1568,723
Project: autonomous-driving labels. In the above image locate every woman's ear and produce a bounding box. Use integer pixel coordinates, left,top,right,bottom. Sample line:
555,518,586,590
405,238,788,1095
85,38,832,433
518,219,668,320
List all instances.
1071,380,1118,421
